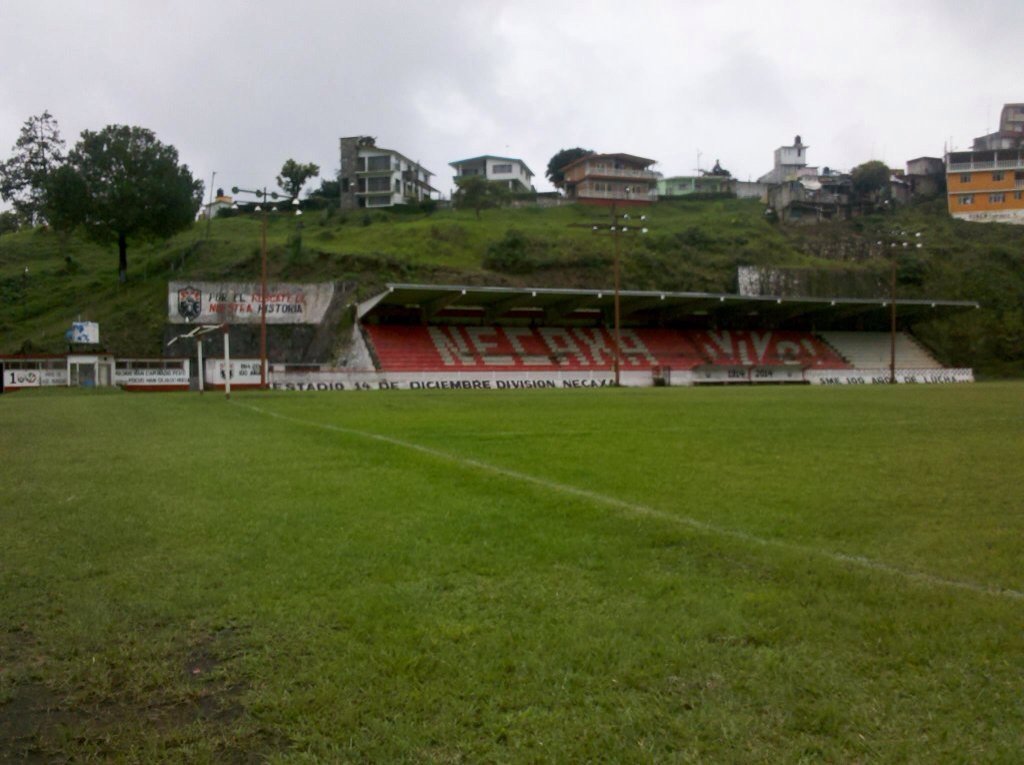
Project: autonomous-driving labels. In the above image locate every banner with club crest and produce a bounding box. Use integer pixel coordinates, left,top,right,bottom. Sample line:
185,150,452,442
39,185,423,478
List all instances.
167,282,335,324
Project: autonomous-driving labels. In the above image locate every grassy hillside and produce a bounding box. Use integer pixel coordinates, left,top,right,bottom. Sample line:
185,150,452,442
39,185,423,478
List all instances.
1,197,1022,374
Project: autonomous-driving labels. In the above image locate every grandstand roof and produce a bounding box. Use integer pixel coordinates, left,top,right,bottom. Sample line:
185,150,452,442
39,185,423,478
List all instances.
358,284,979,327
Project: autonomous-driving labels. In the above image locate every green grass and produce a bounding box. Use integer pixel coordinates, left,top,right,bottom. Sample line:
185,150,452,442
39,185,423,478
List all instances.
2,384,1022,762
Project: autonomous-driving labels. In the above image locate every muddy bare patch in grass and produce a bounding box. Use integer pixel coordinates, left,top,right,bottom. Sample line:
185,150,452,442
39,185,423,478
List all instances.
0,623,278,763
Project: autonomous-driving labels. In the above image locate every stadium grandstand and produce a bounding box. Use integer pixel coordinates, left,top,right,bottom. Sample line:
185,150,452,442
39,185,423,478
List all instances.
0,282,979,393
309,283,976,389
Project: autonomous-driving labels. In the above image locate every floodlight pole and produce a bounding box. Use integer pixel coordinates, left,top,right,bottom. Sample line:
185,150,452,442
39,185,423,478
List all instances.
574,198,649,387
889,251,897,385
881,231,923,385
223,324,231,400
612,203,622,387
231,186,301,390
197,338,204,393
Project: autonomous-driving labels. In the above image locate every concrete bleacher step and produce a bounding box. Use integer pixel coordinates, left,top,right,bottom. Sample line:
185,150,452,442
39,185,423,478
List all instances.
819,331,942,370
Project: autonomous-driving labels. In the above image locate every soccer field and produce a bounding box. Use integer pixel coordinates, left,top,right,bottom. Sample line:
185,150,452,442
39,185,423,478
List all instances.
2,384,1022,762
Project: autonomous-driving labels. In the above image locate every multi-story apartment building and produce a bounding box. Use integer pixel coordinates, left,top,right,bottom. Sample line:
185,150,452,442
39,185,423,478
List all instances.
449,155,535,193
945,148,1024,224
338,136,436,210
560,152,658,206
947,104,1024,224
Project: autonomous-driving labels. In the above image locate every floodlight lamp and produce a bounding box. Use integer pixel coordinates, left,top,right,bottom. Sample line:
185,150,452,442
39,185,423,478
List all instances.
915,242,922,248
623,213,630,220
640,215,647,221
272,206,278,212
254,205,262,212
295,209,303,216
292,198,300,206
592,225,598,231
641,227,649,234
610,225,616,231
622,226,629,232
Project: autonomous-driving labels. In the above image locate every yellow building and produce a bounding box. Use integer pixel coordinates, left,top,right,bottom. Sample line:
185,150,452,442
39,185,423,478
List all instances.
946,148,1024,224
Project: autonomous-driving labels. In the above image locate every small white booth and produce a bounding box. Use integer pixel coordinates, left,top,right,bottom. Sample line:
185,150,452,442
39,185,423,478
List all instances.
67,354,116,388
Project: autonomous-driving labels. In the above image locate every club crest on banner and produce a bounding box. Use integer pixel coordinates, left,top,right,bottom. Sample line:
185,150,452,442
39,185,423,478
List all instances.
178,286,202,321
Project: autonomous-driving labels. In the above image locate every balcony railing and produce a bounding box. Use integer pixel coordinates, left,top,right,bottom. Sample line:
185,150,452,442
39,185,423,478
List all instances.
948,155,1024,172
579,164,658,180
576,188,658,201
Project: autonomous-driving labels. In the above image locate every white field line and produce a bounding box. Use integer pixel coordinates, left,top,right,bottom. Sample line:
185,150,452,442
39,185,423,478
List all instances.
238,402,1023,603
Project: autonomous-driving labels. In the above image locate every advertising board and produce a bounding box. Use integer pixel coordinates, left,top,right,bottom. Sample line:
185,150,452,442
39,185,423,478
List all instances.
167,282,334,325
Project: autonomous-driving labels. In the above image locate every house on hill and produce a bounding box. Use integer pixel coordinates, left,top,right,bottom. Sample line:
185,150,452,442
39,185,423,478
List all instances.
972,103,1024,151
905,157,945,199
658,159,734,197
758,135,819,184
560,152,658,206
449,156,535,193
338,136,437,210
946,103,1024,225
200,189,233,219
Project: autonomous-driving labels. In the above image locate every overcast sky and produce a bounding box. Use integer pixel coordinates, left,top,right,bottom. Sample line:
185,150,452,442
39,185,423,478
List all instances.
2,0,1022,206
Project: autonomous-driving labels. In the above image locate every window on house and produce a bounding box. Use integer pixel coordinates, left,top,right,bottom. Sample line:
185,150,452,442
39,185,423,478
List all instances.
989,193,1005,203
492,163,513,174
367,176,390,192
395,179,401,193
1015,191,1022,200
357,158,366,172
960,194,974,205
960,173,971,183
366,155,391,172
366,195,391,207
992,171,1004,181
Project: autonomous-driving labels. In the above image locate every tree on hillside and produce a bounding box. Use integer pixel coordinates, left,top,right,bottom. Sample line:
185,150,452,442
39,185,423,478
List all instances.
277,159,320,198
311,177,340,199
50,125,203,283
453,175,510,219
0,111,66,226
851,160,891,199
545,147,592,189
0,210,19,236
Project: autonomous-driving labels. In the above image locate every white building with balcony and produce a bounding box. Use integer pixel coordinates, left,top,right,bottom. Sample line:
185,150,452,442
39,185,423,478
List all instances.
339,136,437,210
449,155,535,193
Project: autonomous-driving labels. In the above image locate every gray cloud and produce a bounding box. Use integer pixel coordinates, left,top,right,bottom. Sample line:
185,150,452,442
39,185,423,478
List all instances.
1,0,1022,205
